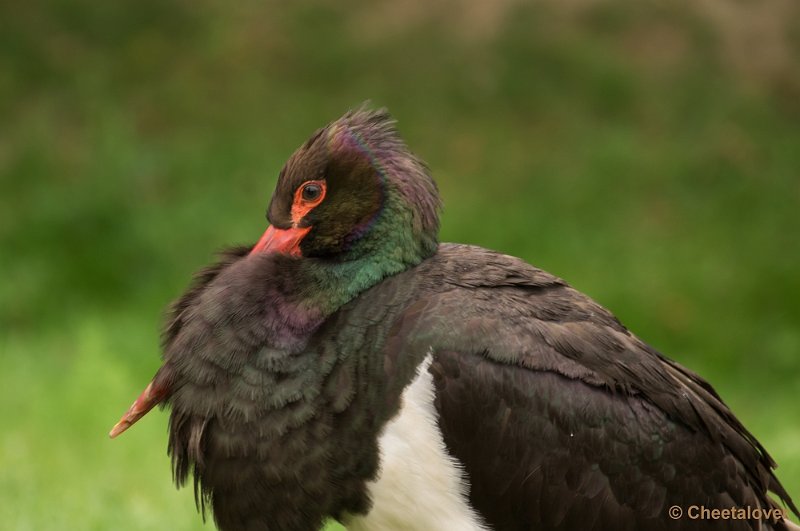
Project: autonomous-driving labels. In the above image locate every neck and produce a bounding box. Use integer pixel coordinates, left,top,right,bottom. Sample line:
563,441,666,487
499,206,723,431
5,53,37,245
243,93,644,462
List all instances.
297,193,438,316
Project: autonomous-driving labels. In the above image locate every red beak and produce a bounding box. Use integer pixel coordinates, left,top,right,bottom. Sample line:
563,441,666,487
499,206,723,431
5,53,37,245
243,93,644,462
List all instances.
109,367,173,438
110,227,311,440
250,225,311,256
110,225,310,440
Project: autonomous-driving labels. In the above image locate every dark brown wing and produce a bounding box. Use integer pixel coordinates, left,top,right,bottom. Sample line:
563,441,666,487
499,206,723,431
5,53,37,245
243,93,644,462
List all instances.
392,244,797,530
431,351,790,530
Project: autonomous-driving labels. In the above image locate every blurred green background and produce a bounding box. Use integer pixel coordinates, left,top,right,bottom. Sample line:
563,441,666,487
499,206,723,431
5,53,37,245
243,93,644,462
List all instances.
1,0,799,529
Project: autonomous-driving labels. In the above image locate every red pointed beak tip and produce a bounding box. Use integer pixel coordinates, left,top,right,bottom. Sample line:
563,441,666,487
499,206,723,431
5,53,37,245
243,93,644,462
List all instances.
250,225,311,256
108,380,167,439
109,418,132,439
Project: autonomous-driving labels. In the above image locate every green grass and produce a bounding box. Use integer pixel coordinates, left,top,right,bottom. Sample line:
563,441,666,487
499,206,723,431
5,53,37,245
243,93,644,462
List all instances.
1,1,799,528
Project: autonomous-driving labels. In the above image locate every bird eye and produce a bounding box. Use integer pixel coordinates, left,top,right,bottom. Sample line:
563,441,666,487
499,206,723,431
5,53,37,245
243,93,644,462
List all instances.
301,183,322,202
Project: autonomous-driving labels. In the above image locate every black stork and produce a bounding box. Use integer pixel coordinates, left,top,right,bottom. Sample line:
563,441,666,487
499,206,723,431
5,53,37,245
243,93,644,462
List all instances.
111,107,799,531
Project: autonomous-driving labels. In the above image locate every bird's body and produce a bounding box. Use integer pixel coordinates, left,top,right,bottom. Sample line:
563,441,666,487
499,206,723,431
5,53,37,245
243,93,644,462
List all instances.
112,108,797,530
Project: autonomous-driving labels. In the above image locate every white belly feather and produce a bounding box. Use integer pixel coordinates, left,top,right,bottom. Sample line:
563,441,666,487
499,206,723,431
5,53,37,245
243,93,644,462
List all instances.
344,355,487,531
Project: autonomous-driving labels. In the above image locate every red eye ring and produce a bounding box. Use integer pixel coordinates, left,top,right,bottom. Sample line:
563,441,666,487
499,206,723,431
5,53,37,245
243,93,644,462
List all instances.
291,180,326,224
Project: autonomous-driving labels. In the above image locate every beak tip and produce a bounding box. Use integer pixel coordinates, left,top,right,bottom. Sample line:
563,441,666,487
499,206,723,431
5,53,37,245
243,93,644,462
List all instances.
109,420,128,439
109,371,172,440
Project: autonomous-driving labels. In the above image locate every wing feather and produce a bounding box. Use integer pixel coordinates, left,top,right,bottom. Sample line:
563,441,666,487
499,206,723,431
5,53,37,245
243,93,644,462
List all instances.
388,244,797,530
